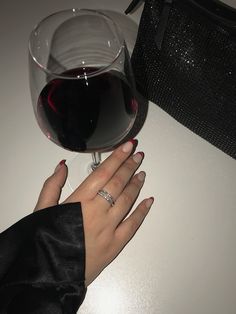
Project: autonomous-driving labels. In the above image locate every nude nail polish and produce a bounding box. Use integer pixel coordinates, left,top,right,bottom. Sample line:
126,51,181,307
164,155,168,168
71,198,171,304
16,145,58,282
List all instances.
54,159,66,173
138,171,146,181
133,152,144,163
145,197,154,208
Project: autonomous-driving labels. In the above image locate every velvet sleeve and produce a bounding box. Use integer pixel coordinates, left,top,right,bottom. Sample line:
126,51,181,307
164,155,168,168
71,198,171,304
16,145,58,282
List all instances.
0,202,86,314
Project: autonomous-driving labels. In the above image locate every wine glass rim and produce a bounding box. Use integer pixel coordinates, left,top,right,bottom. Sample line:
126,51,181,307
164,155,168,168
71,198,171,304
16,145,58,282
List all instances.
28,8,125,79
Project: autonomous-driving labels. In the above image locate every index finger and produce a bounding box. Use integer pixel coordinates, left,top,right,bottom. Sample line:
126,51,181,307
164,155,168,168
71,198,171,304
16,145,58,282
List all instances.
65,139,137,202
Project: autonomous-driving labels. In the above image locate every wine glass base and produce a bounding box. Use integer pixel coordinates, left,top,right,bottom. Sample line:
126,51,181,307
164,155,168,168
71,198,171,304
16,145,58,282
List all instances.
67,152,109,191
66,153,92,191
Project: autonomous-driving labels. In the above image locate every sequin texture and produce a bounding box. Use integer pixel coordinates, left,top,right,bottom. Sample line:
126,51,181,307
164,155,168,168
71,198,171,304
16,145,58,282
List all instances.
131,0,236,158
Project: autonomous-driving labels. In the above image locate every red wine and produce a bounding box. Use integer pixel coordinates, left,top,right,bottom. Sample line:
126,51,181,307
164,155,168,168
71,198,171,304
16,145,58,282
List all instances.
37,67,137,152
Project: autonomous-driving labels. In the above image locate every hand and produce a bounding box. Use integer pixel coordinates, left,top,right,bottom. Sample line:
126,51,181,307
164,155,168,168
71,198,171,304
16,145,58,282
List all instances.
34,140,154,286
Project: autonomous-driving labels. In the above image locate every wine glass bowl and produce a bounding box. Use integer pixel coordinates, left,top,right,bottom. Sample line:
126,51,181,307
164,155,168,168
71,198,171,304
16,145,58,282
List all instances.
29,9,138,155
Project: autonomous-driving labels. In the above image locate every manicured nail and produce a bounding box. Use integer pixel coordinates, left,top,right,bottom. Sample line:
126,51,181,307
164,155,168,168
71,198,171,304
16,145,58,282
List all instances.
133,152,144,163
130,138,138,146
54,159,66,173
122,139,137,153
137,171,146,181
59,159,66,166
145,197,154,208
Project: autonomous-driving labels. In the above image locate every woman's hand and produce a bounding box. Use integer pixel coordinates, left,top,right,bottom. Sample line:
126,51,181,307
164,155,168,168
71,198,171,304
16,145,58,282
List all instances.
34,140,154,286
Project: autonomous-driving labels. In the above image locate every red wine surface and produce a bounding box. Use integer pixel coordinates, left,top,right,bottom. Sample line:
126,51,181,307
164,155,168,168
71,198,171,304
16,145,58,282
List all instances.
37,67,137,152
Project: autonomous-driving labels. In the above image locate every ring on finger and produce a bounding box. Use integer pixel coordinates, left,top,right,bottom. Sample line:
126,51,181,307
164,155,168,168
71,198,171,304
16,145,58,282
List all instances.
97,189,115,207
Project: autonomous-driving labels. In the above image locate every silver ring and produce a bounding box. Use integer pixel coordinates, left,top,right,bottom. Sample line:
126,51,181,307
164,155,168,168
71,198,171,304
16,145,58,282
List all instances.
97,189,115,207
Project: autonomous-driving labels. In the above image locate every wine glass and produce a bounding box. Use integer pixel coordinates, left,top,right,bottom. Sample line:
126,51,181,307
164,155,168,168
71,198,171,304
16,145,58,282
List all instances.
28,9,138,188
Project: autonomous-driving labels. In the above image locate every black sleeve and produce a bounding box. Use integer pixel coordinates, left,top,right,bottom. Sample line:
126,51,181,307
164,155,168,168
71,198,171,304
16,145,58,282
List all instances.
0,202,87,314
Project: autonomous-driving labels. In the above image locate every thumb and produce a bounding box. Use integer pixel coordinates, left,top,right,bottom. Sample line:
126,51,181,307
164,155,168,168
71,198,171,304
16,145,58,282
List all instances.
34,160,68,211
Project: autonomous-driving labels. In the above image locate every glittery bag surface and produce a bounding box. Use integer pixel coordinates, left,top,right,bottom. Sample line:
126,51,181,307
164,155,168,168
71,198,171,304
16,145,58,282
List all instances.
126,0,236,159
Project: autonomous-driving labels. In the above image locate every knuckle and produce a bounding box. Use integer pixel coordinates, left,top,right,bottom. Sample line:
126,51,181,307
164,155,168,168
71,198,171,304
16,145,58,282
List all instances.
129,218,140,233
96,166,112,181
43,176,54,188
112,149,127,163
129,206,147,232
124,159,135,172
110,174,124,190
122,191,133,204
131,178,142,190
44,175,63,191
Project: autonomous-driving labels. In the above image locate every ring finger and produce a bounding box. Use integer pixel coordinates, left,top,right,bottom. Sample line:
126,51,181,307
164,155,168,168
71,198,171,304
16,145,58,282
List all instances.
95,151,144,210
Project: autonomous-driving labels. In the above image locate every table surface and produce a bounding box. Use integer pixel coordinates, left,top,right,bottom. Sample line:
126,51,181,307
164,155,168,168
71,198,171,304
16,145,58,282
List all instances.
0,0,236,313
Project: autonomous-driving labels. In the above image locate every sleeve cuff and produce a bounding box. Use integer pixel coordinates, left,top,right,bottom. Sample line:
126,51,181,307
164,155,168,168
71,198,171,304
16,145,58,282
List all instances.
0,202,86,313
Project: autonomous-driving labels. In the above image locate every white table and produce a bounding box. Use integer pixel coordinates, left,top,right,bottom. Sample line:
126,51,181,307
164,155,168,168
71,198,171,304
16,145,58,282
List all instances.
0,1,235,313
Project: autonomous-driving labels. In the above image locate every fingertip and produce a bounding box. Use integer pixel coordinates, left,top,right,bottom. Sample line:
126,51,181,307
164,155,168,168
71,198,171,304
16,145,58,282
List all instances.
121,139,138,153
54,159,67,173
137,171,146,182
34,160,68,212
145,197,154,209
60,159,67,166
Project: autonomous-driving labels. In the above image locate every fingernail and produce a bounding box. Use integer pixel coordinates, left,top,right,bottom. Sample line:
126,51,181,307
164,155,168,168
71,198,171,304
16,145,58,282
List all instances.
138,171,146,181
54,159,66,173
60,159,66,165
133,152,144,163
145,197,154,208
130,138,138,146
122,139,137,153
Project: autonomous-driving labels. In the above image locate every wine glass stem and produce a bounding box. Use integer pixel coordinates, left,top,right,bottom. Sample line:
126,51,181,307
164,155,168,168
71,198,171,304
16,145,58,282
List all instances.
91,152,101,171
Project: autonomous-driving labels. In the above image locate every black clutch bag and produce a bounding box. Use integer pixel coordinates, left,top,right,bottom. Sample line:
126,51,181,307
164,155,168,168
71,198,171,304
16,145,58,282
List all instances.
126,0,236,159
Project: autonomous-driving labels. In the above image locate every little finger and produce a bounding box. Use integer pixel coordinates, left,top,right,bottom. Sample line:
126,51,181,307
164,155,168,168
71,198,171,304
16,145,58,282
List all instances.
109,171,146,226
114,197,154,249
